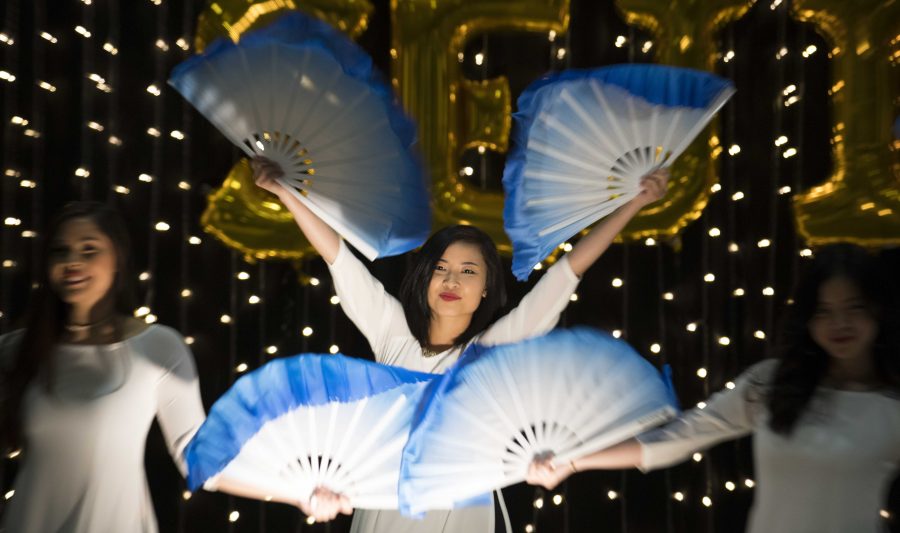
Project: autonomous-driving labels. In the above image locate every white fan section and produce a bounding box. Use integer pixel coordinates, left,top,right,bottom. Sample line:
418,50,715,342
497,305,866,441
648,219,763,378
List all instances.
403,347,676,514
213,382,425,509
180,42,415,260
521,79,733,239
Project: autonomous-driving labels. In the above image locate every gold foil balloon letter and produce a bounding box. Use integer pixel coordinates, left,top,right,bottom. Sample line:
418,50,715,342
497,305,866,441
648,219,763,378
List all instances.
391,0,570,250
791,0,900,246
614,0,754,240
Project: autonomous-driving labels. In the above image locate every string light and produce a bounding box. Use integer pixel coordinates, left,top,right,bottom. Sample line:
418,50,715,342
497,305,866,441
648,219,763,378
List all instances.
754,330,766,339
723,50,735,62
644,237,656,246
692,452,703,462
220,314,232,324
718,336,731,346
188,236,202,245
103,42,118,55
329,345,340,354
139,271,151,281
728,243,740,253
673,492,685,501
708,227,721,237
38,81,57,92
725,481,736,491
235,363,248,373
614,35,626,48
731,191,745,201
248,295,260,304
533,497,544,509
474,52,484,66
733,288,746,297
138,173,154,182
725,381,736,390
612,329,622,338
146,84,161,96
74,25,92,38
650,343,661,354
757,239,771,248
40,32,57,43
704,273,715,282
762,287,775,296
744,479,756,488
696,368,708,378
778,186,792,195
611,277,623,288
0,33,12,46
237,271,250,280
228,511,239,522
686,322,697,332
702,496,712,507
302,326,313,337
607,490,618,500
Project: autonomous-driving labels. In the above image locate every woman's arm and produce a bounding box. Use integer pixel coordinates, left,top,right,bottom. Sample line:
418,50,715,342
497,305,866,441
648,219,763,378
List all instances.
527,438,642,489
527,360,773,490
479,169,670,346
252,157,340,264
566,169,669,277
252,158,410,359
212,478,351,522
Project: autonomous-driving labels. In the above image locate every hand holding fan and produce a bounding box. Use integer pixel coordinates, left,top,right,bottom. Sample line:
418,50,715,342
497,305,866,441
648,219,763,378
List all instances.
503,64,735,280
185,354,435,509
398,327,678,516
169,12,429,260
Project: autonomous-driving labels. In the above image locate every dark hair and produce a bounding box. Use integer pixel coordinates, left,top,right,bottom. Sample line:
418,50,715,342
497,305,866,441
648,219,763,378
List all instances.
766,243,900,435
399,225,507,349
0,201,136,449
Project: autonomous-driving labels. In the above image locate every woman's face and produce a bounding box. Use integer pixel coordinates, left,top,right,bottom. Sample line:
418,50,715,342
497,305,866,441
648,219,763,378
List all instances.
427,241,488,321
47,217,118,311
808,276,878,363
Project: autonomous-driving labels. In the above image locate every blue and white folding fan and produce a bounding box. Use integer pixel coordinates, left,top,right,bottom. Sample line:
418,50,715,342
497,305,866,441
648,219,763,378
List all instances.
398,327,678,516
185,354,435,509
169,12,429,260
503,64,735,280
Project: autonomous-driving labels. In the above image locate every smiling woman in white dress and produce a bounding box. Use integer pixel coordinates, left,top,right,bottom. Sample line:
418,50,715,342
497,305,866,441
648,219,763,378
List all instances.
241,157,669,533
0,202,207,533
527,243,900,533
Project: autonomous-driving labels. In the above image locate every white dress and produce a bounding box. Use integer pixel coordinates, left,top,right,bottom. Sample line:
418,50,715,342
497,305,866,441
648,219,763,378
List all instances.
327,240,581,533
637,359,900,533
0,325,206,533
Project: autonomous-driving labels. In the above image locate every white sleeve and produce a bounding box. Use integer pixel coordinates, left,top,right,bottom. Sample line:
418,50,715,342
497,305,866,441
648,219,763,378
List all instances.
637,360,775,471
327,239,411,360
152,328,207,477
478,255,580,346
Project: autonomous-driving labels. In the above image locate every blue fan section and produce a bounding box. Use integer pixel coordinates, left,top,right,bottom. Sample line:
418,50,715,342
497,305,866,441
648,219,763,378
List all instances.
399,326,679,515
169,11,430,259
185,353,435,491
503,64,735,281
170,11,416,150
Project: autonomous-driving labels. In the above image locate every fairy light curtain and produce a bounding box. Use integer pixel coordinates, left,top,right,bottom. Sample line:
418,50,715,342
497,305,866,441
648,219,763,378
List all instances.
0,0,896,532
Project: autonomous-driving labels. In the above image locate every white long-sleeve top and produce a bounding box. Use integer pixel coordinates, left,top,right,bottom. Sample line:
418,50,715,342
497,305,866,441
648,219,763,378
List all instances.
637,359,900,533
0,325,206,533
327,239,581,533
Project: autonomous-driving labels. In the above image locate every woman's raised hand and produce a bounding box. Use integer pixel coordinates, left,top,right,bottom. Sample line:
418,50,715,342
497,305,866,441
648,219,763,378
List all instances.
525,453,575,491
631,167,670,208
250,156,288,198
296,486,353,522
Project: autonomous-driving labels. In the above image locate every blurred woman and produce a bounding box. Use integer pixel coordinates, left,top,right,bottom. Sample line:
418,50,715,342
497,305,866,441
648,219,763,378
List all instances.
528,243,900,533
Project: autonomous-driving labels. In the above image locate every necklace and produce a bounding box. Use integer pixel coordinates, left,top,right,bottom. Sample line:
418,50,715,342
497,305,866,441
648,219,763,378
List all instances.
422,344,453,358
